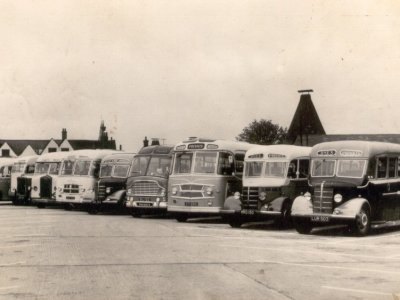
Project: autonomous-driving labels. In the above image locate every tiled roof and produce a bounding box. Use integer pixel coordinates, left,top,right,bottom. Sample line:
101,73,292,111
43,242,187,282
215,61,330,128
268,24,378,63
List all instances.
0,140,50,155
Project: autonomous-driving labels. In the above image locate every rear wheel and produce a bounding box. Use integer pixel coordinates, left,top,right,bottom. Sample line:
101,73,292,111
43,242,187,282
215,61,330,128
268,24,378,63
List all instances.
350,207,371,236
293,218,312,234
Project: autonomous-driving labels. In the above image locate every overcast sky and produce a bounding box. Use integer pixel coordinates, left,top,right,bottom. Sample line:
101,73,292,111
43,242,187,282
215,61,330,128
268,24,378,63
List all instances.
1,1,400,152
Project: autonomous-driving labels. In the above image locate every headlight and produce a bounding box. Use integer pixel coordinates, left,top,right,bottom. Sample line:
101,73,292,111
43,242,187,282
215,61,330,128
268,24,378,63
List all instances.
172,187,178,195
81,188,86,192
160,188,166,196
304,192,312,201
259,191,266,201
127,188,132,195
334,194,343,203
206,187,213,196
106,187,111,193
54,187,57,191
33,186,38,191
234,191,241,200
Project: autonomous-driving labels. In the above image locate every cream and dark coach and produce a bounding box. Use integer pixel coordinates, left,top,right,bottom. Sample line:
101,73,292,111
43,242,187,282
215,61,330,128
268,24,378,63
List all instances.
291,140,400,236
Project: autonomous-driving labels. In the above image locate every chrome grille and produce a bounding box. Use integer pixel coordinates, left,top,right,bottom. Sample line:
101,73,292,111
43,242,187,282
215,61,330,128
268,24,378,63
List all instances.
180,184,204,198
98,184,106,201
63,184,79,194
313,186,333,213
240,187,258,209
132,181,159,196
181,184,203,191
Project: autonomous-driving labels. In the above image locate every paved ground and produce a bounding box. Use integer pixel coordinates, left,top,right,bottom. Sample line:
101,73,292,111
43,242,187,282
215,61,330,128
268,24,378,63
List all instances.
0,202,400,300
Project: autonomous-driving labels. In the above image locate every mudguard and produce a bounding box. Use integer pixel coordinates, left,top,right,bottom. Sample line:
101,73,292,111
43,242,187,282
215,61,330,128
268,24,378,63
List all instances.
223,195,241,211
334,198,370,218
104,189,126,203
268,197,288,212
291,195,313,216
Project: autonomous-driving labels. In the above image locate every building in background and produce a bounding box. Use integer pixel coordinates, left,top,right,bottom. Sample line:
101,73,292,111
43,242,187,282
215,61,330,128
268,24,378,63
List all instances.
288,90,400,146
0,121,117,158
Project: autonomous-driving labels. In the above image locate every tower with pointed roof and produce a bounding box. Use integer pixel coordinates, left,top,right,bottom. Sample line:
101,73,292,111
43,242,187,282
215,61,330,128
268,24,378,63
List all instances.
287,90,326,146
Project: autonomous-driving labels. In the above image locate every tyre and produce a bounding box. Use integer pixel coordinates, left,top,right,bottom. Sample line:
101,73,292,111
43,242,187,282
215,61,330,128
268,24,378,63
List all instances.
37,203,46,209
64,204,73,211
350,207,371,236
274,201,292,229
293,218,312,234
176,215,188,222
87,205,99,215
228,217,243,228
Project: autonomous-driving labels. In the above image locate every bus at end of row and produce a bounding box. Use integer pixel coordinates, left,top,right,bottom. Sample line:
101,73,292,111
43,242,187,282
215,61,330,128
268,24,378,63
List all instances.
291,140,400,236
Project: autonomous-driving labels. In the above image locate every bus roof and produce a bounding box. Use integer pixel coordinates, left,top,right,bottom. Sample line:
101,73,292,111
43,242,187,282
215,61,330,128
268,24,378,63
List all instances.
13,155,39,164
311,140,400,159
0,157,16,167
174,137,253,152
72,149,121,161
36,151,76,163
138,145,174,155
245,145,311,161
101,153,136,164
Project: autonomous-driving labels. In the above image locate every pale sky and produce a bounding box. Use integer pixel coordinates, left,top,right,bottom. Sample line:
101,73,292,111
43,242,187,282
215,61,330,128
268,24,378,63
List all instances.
1,1,400,152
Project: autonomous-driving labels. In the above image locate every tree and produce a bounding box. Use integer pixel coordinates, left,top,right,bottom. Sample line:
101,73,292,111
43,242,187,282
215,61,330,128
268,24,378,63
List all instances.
236,119,288,145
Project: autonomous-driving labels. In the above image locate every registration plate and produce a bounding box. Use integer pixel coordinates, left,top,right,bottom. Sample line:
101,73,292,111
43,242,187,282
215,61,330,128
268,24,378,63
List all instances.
137,203,152,207
66,196,75,200
311,216,330,222
138,197,152,202
184,202,198,207
241,209,255,215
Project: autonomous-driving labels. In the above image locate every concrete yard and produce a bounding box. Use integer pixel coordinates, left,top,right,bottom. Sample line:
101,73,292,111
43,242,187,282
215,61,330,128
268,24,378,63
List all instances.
0,202,399,300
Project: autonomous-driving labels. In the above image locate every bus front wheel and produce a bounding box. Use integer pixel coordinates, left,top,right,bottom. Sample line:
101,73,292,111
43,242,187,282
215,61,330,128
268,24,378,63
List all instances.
350,207,371,236
293,219,312,234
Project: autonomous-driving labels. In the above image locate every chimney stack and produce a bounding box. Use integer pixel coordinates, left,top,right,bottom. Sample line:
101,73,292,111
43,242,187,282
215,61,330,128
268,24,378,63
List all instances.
62,128,67,140
143,136,149,147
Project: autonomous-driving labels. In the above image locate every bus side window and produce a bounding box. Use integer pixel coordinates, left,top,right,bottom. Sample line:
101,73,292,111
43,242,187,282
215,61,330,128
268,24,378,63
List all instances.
234,153,245,173
288,160,297,178
298,160,310,178
388,157,397,178
377,157,387,178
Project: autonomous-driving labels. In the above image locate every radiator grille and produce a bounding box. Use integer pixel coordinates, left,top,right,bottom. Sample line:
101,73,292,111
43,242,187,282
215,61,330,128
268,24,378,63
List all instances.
63,184,79,194
40,176,52,198
313,186,333,213
132,181,159,196
240,187,258,210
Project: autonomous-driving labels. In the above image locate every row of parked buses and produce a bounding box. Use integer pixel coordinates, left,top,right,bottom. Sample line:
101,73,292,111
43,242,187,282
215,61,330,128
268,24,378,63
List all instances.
2,137,400,236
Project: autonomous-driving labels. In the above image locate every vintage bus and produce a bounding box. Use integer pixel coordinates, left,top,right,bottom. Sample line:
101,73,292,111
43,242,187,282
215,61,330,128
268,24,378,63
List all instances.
167,138,252,222
90,152,136,213
126,145,173,217
222,145,311,228
291,140,400,236
0,158,15,201
55,150,118,209
10,155,38,205
31,151,73,208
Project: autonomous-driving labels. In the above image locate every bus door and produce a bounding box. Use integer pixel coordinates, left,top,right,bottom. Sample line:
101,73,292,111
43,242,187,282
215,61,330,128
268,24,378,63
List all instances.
286,158,310,198
225,152,245,198
375,156,400,221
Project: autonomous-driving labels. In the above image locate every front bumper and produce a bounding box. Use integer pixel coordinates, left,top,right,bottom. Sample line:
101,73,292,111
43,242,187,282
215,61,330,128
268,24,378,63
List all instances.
167,205,221,214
